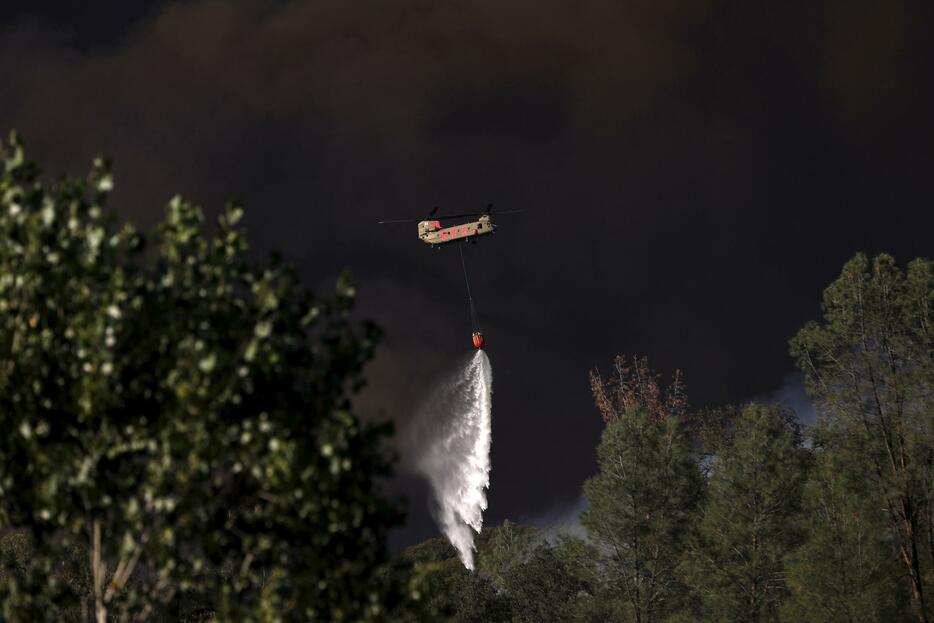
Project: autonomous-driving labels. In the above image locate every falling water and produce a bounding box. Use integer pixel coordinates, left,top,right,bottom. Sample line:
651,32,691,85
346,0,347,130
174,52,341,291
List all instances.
411,350,493,570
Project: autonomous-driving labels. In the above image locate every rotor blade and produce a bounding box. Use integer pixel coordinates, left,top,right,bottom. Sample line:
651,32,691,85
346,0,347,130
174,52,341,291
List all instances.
431,212,481,220
429,206,439,217
379,208,527,224
493,209,527,215
433,208,527,218
429,209,527,220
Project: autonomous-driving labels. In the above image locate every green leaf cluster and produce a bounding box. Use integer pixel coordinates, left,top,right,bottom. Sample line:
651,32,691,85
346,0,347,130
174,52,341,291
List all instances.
0,132,403,622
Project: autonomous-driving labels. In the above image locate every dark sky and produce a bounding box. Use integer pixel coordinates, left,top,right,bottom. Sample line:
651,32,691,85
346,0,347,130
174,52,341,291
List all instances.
2,0,933,547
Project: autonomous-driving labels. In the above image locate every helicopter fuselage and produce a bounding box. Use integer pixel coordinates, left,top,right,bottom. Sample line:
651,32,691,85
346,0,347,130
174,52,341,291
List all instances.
418,215,495,246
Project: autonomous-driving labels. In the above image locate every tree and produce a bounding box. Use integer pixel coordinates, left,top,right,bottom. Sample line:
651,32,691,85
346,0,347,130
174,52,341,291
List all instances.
782,423,909,623
584,357,702,622
478,519,539,584
401,525,609,623
0,132,404,621
683,404,810,622
397,534,513,623
431,571,513,623
791,253,933,622
502,536,605,623
582,391,703,622
589,355,688,425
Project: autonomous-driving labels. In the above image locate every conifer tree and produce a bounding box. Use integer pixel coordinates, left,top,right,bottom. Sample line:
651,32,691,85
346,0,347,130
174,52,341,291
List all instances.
684,404,809,622
583,356,702,622
791,253,933,621
582,404,703,622
782,424,909,622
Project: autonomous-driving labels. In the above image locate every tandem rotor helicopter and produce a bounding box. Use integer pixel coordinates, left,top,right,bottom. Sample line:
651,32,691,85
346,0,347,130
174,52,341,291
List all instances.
379,204,525,349
378,204,525,248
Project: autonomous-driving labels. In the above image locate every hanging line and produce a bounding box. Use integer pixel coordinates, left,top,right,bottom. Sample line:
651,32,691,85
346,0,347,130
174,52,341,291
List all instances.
458,243,480,333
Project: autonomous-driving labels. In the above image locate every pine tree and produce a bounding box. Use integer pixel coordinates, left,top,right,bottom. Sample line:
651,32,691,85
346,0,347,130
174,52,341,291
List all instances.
684,404,809,622
782,424,910,622
582,406,704,622
791,253,934,622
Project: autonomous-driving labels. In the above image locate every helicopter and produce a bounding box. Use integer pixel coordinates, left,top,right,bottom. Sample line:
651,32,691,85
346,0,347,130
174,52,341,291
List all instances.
378,204,525,248
379,204,524,350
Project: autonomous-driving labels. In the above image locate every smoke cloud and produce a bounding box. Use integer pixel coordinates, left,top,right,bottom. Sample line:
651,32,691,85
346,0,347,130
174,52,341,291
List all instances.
407,350,493,570
757,373,817,426
4,0,933,547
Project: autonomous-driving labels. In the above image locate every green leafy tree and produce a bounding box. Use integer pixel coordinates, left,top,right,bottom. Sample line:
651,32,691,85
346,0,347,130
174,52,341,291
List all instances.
782,423,909,623
684,404,810,622
0,132,404,621
791,253,933,621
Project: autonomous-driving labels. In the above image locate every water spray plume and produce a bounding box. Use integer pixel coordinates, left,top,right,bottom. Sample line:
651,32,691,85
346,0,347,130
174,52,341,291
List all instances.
410,350,493,570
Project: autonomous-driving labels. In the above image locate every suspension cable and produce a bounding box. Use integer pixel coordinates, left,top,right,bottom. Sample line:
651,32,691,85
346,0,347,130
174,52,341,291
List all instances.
458,243,480,332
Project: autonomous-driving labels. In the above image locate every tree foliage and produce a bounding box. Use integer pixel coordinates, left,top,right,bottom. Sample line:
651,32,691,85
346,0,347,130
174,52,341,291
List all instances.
683,404,810,622
0,132,403,621
396,531,514,623
791,252,934,621
590,355,688,425
502,536,605,623
400,253,932,622
582,406,704,622
783,423,909,622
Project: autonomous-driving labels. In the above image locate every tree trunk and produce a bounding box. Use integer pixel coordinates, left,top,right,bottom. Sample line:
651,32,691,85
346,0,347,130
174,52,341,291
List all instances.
898,509,929,623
